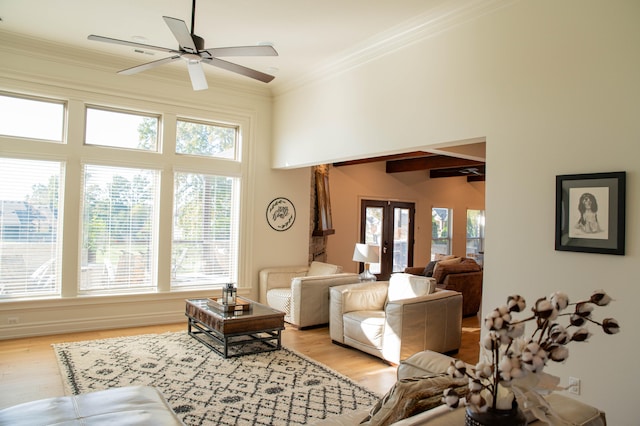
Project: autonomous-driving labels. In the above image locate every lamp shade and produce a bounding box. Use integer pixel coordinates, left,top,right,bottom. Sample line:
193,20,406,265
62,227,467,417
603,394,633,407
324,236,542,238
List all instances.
352,243,380,264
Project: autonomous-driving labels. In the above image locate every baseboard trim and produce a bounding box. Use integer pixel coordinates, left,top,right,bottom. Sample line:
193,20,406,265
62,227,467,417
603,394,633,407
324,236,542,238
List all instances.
0,311,185,340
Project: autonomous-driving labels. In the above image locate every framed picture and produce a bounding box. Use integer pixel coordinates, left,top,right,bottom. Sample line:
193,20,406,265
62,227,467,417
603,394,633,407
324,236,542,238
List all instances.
555,171,626,255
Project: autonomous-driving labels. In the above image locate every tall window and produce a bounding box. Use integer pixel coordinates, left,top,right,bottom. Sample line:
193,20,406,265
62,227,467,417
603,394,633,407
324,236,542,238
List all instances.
466,209,485,258
431,207,452,260
171,173,239,288
79,165,159,293
1,90,245,300
0,158,64,297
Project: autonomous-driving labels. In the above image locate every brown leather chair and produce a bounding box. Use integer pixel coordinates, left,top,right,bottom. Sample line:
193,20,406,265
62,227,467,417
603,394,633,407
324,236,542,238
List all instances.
405,257,482,317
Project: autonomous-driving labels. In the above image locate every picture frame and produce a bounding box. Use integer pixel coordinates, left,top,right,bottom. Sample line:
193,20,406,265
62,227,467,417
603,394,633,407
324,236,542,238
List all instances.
555,171,626,255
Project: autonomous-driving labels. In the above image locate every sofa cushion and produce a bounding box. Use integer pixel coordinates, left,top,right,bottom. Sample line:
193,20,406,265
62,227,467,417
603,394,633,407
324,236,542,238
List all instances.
432,258,480,283
422,260,438,277
387,273,434,302
307,261,341,276
343,310,386,350
359,373,468,426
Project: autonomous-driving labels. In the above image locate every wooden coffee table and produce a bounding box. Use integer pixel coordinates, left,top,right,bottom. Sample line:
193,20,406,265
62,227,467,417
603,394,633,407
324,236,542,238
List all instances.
185,297,285,358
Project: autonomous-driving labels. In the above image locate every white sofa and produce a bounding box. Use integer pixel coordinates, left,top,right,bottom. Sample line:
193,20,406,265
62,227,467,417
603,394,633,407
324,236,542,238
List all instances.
329,274,463,365
259,261,360,328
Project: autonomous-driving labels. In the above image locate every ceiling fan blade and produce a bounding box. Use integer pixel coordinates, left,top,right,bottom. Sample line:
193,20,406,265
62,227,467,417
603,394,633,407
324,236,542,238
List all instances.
88,35,178,54
187,61,208,91
204,45,278,58
163,16,198,53
202,57,275,83
118,56,181,75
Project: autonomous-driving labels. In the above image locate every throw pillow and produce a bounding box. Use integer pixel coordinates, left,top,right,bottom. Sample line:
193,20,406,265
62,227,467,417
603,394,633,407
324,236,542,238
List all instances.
306,261,341,276
359,373,468,426
422,260,438,277
431,257,462,280
387,273,433,302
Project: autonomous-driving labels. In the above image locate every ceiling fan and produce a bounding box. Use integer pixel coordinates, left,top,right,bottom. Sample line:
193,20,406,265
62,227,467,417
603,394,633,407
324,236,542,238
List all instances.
87,0,278,91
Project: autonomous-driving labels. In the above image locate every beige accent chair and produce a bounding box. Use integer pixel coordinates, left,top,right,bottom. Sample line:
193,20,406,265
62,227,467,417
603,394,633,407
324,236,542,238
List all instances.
259,261,360,328
329,273,462,365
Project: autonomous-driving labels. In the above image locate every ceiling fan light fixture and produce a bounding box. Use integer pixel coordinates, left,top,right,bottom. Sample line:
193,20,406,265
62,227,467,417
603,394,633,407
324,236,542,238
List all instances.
88,0,278,89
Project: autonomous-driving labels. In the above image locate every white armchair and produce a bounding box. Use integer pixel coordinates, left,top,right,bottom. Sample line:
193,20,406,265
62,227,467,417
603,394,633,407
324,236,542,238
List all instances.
330,273,462,364
259,261,360,328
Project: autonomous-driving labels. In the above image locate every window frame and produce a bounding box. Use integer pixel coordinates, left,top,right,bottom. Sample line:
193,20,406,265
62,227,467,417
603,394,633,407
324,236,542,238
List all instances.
0,89,251,301
0,92,66,143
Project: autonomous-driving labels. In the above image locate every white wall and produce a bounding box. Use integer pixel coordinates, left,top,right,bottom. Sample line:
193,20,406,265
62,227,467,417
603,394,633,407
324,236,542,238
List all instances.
0,32,311,338
273,1,640,423
326,162,485,272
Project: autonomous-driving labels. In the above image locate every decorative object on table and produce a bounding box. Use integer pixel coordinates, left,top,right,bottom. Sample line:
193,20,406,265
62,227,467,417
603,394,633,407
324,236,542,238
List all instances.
207,297,252,313
53,332,379,426
443,289,620,425
352,243,380,281
555,171,626,255
221,282,237,305
266,197,296,231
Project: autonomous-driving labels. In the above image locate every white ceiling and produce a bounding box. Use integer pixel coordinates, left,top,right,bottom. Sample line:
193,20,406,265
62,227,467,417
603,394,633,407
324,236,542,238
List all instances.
0,0,486,94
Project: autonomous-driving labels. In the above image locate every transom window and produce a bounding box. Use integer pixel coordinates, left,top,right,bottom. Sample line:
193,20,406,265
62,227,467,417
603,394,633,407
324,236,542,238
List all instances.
85,106,159,151
176,119,238,160
0,93,65,142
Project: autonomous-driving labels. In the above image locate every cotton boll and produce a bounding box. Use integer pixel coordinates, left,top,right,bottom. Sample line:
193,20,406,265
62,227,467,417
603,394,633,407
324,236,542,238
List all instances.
550,291,570,310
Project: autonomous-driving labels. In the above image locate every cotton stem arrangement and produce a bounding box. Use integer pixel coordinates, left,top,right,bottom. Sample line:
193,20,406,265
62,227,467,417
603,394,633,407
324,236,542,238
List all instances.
442,290,620,414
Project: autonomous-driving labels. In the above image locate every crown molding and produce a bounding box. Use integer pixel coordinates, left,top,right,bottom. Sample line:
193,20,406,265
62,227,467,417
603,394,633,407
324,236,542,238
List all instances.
272,0,518,96
0,29,272,100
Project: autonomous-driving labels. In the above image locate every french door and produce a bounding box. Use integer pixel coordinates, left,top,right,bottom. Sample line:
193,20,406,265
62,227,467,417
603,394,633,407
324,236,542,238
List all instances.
360,200,415,281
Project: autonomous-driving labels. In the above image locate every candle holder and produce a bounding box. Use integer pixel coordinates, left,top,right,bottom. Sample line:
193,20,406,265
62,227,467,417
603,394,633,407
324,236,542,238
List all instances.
221,283,237,305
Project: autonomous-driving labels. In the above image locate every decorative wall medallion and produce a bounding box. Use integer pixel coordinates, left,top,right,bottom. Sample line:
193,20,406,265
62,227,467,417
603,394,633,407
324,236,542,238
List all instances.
266,197,296,231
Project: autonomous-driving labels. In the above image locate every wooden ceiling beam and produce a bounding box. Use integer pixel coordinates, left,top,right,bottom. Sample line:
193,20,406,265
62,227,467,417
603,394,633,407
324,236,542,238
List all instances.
430,165,486,179
386,155,484,173
333,151,432,167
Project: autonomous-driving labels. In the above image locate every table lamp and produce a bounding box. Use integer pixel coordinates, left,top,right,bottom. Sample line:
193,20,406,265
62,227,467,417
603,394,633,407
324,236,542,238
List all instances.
352,243,379,282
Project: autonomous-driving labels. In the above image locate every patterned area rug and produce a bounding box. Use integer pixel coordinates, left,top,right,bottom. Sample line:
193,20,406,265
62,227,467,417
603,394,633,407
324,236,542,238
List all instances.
53,332,379,425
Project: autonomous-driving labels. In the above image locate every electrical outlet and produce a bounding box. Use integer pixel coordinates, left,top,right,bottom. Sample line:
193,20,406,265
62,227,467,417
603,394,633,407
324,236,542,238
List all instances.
8,317,19,325
568,376,581,395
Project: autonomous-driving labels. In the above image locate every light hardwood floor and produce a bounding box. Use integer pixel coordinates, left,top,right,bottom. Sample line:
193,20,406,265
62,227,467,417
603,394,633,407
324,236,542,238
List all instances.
0,316,480,410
